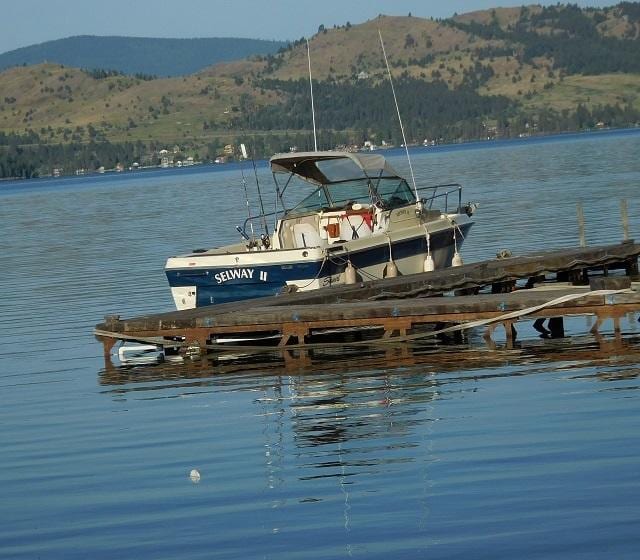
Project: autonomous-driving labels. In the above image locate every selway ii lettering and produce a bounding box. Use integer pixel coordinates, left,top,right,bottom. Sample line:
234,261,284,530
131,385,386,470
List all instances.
215,268,259,284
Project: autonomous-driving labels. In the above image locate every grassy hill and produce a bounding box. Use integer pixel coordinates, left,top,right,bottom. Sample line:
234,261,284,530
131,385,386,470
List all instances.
0,36,288,77
1,3,640,178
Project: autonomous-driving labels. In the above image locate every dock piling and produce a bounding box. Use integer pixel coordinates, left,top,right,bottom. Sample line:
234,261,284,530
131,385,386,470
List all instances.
548,317,565,338
621,199,630,242
577,202,586,247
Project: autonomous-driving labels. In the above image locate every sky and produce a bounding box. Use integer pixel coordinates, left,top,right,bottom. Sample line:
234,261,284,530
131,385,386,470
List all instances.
1,0,613,54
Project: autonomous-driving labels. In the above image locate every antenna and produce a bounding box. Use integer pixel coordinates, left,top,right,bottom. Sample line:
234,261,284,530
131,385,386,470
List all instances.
307,39,318,151
378,29,419,204
239,143,255,238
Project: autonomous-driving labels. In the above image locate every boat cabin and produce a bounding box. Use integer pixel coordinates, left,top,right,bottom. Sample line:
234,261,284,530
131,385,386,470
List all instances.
268,151,421,250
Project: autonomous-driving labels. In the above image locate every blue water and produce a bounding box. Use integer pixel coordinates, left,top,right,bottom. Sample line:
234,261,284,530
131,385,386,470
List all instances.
1,130,640,559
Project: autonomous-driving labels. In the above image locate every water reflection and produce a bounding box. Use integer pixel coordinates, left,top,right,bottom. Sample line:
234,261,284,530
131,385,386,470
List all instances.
98,331,640,509
98,334,640,395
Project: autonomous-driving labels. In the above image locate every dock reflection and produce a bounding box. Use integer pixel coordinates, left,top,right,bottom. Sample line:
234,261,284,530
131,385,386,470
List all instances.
98,333,640,393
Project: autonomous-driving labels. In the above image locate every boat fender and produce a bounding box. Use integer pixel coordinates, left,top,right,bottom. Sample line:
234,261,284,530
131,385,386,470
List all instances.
452,251,463,267
384,260,398,278
344,261,357,284
424,255,435,272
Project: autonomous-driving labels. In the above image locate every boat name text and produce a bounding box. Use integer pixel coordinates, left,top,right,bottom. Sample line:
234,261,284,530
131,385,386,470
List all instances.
215,268,268,284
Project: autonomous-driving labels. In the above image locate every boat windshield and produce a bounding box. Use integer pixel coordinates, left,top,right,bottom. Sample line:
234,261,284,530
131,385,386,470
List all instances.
287,177,416,216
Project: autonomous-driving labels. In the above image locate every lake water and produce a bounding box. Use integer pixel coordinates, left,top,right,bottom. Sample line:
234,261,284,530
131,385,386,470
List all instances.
1,130,640,559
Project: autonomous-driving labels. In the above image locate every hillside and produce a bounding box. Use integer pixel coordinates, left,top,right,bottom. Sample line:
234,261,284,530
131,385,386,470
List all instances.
1,3,640,178
0,36,288,77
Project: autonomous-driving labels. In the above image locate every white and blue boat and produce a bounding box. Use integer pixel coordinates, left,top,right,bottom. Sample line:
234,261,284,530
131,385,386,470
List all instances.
165,150,475,310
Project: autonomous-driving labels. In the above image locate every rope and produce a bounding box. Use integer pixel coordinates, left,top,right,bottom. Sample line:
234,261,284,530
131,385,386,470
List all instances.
286,254,330,291
327,251,385,282
375,288,629,344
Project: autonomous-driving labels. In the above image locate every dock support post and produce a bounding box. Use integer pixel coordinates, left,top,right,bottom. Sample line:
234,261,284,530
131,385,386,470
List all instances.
621,199,630,242
581,268,589,284
96,335,117,359
503,320,517,349
181,330,210,357
569,268,585,285
525,275,546,288
625,257,639,278
613,316,622,341
278,334,292,347
382,319,412,339
483,323,497,350
279,324,309,346
491,280,516,294
548,317,565,338
577,202,586,247
533,318,550,337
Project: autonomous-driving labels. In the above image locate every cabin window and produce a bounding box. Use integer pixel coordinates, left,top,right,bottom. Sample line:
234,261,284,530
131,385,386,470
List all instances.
287,187,330,215
284,176,416,217
375,178,416,208
326,180,372,207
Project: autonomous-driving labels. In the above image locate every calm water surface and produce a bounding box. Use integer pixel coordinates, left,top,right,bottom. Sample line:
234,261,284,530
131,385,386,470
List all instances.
1,130,640,559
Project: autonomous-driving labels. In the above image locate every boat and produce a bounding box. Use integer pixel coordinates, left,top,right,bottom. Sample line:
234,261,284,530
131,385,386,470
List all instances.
165,150,475,310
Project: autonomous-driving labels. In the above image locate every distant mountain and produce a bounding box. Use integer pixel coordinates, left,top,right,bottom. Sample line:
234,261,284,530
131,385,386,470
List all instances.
2,3,640,178
0,35,288,77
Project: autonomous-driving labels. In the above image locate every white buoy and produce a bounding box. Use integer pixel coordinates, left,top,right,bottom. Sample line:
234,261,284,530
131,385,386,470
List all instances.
344,261,357,284
424,254,435,272
384,235,398,277
424,230,435,271
189,469,201,483
385,260,398,278
451,227,463,267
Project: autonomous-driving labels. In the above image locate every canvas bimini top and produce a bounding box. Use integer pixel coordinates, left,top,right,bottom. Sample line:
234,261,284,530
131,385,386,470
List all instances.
271,151,418,216
269,151,401,186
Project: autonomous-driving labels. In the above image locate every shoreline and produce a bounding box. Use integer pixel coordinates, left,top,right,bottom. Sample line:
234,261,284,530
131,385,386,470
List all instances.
2,125,639,186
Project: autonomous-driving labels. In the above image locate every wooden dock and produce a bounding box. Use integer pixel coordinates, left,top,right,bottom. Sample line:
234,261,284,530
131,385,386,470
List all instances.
95,241,640,360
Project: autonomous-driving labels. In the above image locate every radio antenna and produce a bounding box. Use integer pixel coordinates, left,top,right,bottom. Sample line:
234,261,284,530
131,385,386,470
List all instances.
378,29,419,204
239,144,255,238
307,39,318,151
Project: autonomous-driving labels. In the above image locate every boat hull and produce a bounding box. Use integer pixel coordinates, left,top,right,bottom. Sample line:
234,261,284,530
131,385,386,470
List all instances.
165,222,472,309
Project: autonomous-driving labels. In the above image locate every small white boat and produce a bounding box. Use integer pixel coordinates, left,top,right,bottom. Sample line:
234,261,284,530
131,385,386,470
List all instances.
165,150,475,310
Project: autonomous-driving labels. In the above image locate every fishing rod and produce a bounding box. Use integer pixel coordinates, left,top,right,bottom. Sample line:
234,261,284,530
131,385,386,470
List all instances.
245,141,269,237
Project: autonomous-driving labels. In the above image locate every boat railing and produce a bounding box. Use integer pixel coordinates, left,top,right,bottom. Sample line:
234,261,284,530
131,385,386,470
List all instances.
239,183,464,237
240,210,280,240
416,183,462,213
